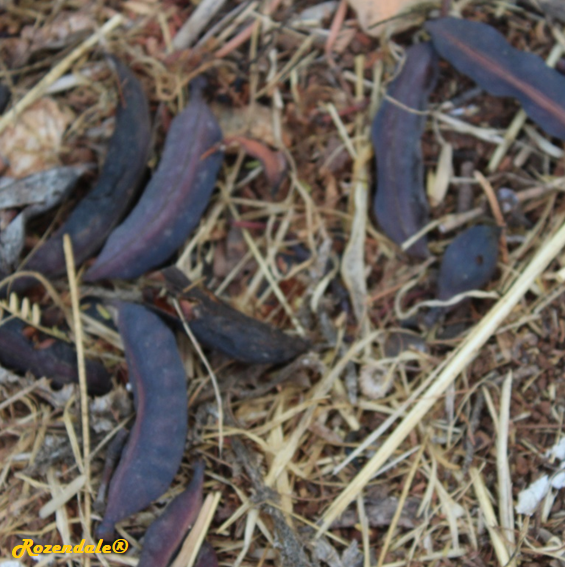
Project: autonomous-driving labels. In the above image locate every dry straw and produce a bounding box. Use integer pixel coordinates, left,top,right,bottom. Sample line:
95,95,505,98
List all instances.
318,218,565,535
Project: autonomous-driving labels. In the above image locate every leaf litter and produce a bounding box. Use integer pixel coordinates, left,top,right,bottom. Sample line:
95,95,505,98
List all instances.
2,2,565,567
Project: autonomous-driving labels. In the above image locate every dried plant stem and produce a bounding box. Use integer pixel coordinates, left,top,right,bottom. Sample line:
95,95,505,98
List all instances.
471,467,511,566
497,372,516,560
173,298,224,457
376,441,425,567
63,234,92,563
0,14,123,135
318,219,565,535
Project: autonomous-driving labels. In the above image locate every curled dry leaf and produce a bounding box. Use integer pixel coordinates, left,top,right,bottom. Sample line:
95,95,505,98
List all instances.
211,101,292,147
437,225,500,301
162,267,309,365
347,0,432,37
341,155,369,323
0,317,111,395
224,136,287,192
0,165,89,211
426,17,565,140
97,302,188,540
0,97,72,177
0,166,89,271
86,80,224,281
21,11,95,52
15,58,151,288
138,461,204,567
372,42,438,259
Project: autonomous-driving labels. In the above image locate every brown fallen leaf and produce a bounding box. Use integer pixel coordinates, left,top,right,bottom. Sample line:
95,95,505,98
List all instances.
21,11,95,52
224,135,287,192
0,98,73,177
346,0,434,37
211,102,292,147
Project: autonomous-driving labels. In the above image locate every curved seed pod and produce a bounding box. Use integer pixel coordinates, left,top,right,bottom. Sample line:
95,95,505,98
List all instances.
162,267,309,364
97,302,188,540
426,17,565,140
194,542,219,567
371,42,438,259
85,81,224,281
20,57,151,281
0,317,111,395
437,225,500,301
138,461,205,567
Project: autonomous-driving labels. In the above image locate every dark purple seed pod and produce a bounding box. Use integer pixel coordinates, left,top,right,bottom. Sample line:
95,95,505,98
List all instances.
97,302,188,540
19,57,151,283
371,42,438,259
0,317,111,395
437,224,500,301
85,80,224,281
426,17,565,140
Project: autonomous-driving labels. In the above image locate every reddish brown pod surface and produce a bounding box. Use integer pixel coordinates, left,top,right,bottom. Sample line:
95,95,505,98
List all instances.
138,461,204,567
194,542,219,567
85,80,224,281
0,317,111,395
20,57,151,281
162,267,309,365
371,42,438,259
97,302,188,539
426,17,565,140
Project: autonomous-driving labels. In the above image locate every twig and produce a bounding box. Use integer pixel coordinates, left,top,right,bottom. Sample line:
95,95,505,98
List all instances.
63,234,92,564
173,298,224,457
497,372,516,561
376,441,426,567
172,0,228,50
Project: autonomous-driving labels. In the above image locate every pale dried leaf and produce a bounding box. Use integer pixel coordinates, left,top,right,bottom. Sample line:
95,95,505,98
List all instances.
21,11,95,51
0,165,88,210
0,212,25,271
211,102,292,148
515,475,550,515
0,98,73,177
341,159,368,323
545,438,565,461
346,0,434,37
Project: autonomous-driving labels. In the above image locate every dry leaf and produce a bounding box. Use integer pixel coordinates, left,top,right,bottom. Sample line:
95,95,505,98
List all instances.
0,98,72,177
224,136,287,191
21,11,95,51
211,102,292,147
341,157,369,323
346,0,434,37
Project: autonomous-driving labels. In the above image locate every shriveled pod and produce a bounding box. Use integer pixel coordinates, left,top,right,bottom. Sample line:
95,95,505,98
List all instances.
18,57,151,284
162,267,309,364
372,42,438,259
97,302,188,539
0,317,111,395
